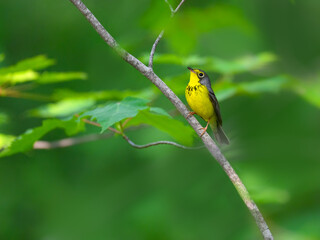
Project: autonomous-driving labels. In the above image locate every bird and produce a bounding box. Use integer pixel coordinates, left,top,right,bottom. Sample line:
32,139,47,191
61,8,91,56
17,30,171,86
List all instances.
185,67,229,145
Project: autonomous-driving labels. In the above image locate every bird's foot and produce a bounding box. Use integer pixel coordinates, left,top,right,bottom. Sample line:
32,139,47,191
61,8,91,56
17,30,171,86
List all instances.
187,111,196,118
199,125,208,137
199,120,210,137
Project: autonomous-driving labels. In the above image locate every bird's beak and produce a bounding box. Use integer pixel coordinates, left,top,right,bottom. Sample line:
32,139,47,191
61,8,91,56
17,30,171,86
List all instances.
187,67,196,74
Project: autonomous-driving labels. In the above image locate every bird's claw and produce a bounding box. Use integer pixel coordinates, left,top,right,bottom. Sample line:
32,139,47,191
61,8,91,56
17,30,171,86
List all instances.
199,126,208,137
187,111,196,118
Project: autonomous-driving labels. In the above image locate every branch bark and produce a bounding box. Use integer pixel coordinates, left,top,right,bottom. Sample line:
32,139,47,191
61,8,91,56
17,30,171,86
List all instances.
68,1,273,239
33,133,114,149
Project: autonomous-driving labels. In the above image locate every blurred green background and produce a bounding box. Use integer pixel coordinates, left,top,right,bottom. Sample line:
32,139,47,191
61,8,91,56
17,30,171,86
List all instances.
1,0,320,239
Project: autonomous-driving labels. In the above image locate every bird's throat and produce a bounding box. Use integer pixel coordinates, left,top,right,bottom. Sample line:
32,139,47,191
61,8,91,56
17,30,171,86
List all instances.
188,72,200,86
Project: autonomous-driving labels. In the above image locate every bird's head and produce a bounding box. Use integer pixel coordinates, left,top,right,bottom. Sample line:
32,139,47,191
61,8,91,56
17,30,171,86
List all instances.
187,67,209,85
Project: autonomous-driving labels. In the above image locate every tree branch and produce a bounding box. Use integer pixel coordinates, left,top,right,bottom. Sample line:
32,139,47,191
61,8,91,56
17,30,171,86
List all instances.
148,0,185,69
34,132,114,149
68,1,273,239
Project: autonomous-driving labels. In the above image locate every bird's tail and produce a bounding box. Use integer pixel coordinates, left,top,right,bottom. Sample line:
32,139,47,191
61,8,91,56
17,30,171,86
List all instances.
211,123,230,145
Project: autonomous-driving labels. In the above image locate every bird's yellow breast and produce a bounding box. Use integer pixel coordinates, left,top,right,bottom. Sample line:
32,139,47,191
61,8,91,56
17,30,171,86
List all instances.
185,84,215,122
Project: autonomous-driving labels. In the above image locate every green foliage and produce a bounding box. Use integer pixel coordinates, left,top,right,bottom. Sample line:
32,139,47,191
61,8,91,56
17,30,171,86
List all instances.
291,78,320,108
29,99,96,118
80,97,194,145
214,76,288,101
127,109,195,145
81,97,150,133
141,52,277,74
36,72,87,84
0,55,55,74
143,3,255,54
0,118,84,158
0,133,15,149
0,55,86,85
52,88,154,101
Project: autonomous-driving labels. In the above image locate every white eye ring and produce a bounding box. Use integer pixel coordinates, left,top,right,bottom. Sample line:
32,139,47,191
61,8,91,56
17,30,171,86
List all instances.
198,72,204,77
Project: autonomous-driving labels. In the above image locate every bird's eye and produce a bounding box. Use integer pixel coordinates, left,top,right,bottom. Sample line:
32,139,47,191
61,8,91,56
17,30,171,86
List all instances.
198,72,204,78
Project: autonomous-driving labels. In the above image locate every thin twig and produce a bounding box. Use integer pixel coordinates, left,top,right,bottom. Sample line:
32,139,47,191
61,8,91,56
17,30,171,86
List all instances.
164,0,174,13
68,1,273,239
33,132,114,149
74,114,122,134
122,135,203,150
81,118,101,127
173,0,185,14
148,30,164,69
148,0,185,68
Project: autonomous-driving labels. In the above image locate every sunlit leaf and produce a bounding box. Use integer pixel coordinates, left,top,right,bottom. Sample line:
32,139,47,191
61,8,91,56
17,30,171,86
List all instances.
251,188,290,204
211,52,277,74
37,72,87,84
239,76,288,94
292,79,320,108
126,109,195,146
81,97,149,132
150,107,172,118
216,76,288,100
0,118,84,158
52,88,155,101
242,170,290,205
29,99,96,118
0,55,55,75
142,52,276,74
215,86,238,102
0,70,39,84
0,134,15,149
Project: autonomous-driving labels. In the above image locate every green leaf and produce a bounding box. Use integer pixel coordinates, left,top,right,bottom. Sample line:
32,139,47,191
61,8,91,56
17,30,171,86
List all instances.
52,88,155,101
215,87,238,102
37,71,87,84
127,109,195,146
292,79,320,108
0,118,84,158
81,97,149,132
29,99,96,118
251,187,290,204
0,70,39,84
239,76,287,94
0,54,4,63
142,52,276,75
0,134,15,149
0,71,87,85
211,52,277,74
149,107,172,118
214,76,288,101
0,55,55,75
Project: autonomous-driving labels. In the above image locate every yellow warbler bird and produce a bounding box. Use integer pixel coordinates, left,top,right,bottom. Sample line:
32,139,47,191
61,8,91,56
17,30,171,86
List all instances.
185,67,229,145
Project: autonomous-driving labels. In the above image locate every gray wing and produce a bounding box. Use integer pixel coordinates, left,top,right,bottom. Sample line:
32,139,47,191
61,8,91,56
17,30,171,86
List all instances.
200,77,223,125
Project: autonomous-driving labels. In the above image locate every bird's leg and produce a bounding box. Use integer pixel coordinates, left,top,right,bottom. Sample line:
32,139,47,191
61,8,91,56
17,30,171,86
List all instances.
187,111,196,118
199,120,210,137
